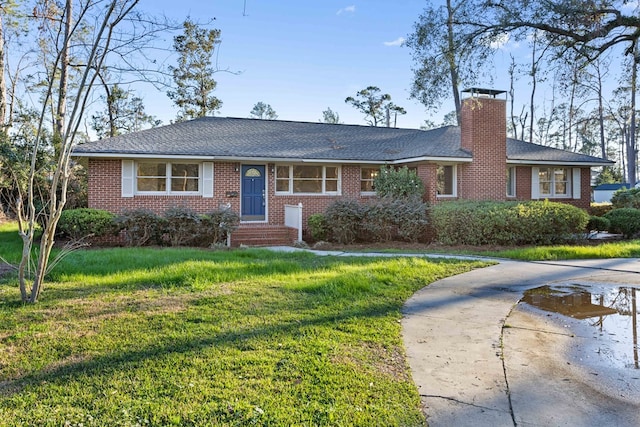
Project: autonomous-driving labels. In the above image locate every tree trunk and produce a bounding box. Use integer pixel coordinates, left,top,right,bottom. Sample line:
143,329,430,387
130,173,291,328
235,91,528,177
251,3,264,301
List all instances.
446,0,461,126
55,0,72,155
0,14,7,130
628,49,638,185
528,33,537,144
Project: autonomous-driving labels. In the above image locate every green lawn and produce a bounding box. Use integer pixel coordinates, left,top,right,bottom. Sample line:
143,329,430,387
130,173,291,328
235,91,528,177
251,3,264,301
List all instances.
344,240,640,261
0,223,489,426
481,240,640,260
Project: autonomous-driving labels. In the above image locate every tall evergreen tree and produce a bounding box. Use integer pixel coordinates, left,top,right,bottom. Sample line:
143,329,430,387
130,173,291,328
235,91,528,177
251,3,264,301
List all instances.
249,101,278,120
168,19,222,121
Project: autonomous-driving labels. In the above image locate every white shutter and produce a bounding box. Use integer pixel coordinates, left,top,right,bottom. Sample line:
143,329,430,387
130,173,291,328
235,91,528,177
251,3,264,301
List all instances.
572,168,581,199
531,167,540,199
202,162,214,198
121,160,135,198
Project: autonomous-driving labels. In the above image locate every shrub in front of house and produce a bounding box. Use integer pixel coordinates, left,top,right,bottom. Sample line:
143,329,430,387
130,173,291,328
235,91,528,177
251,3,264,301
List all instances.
198,207,240,246
307,213,328,241
611,187,640,209
362,196,429,242
117,209,165,246
57,208,116,240
589,202,613,217
431,200,589,246
586,216,611,233
373,165,425,199
324,199,365,244
163,206,202,246
604,208,640,239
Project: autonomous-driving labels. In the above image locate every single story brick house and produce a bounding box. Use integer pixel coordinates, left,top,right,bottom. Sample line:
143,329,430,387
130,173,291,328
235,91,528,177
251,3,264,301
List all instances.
72,89,613,245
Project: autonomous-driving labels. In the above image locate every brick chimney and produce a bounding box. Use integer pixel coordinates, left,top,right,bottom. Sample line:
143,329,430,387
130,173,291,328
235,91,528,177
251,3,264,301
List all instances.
458,88,507,200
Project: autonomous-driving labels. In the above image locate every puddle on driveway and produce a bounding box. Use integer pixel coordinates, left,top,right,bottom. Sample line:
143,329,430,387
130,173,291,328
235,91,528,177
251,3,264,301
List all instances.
521,284,640,371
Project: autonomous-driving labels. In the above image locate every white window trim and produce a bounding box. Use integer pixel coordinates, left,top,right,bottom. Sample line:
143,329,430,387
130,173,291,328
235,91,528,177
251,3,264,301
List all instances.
535,166,573,199
436,164,457,198
134,161,203,196
506,166,516,197
275,165,342,195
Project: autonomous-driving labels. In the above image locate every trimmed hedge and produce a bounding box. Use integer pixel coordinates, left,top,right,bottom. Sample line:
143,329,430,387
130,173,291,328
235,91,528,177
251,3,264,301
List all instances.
611,187,640,209
589,202,614,217
58,208,116,239
117,209,165,246
116,207,240,247
430,200,589,246
307,214,328,241
324,199,365,244
361,196,429,243
604,208,640,239
323,196,429,244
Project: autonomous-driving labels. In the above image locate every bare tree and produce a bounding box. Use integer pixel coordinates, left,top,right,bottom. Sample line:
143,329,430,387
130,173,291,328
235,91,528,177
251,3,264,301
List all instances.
16,0,141,303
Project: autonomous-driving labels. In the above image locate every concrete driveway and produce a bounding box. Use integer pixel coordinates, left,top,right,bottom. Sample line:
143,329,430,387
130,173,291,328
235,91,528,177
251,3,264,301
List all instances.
402,258,640,427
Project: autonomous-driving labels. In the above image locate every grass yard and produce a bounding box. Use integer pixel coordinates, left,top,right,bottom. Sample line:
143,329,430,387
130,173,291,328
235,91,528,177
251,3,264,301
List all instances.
480,240,640,260
335,239,640,261
0,223,489,426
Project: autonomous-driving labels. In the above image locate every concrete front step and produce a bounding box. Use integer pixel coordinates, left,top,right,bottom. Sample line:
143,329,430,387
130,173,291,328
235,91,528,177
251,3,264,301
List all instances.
230,225,297,247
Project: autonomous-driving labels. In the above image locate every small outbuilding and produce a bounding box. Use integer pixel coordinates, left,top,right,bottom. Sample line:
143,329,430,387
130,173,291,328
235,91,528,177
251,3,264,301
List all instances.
592,183,630,203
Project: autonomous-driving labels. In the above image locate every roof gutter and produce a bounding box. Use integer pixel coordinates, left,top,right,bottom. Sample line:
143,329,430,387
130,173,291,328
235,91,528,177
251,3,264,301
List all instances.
72,152,474,164
507,159,614,167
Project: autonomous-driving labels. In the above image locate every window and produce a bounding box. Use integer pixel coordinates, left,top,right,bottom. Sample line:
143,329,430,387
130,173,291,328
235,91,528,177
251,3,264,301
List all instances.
539,167,570,197
275,165,340,194
436,165,456,197
361,167,379,193
136,162,200,194
506,167,516,197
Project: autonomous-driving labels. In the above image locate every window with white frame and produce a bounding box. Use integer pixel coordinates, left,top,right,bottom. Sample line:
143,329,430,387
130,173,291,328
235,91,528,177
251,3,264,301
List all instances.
538,167,570,197
275,165,340,194
361,167,379,193
506,166,516,197
436,165,456,197
136,162,200,194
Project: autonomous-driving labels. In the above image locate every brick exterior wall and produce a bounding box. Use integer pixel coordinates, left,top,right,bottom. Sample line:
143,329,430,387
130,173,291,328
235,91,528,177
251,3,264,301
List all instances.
88,160,377,233
459,96,507,201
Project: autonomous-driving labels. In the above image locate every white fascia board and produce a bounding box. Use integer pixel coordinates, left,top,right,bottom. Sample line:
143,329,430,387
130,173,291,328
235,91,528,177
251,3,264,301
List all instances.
72,152,215,161
73,152,474,164
507,159,614,167
393,156,473,164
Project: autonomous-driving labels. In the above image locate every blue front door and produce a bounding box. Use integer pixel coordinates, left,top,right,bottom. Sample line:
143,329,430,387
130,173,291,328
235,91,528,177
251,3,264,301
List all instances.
241,165,266,221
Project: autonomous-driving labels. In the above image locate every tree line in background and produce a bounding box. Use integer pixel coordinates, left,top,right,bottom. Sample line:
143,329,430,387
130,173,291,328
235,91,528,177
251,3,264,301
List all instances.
406,0,639,185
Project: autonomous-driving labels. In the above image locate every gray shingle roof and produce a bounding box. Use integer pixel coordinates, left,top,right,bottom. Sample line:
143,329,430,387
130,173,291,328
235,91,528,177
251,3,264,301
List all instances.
72,116,612,165
506,137,612,164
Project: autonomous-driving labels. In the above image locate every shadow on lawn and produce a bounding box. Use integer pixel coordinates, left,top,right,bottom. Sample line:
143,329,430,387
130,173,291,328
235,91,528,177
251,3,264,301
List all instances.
0,294,399,396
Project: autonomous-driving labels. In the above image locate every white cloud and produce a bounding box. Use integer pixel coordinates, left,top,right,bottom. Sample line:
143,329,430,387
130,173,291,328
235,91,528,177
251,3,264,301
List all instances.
383,37,405,47
489,32,510,50
337,5,356,15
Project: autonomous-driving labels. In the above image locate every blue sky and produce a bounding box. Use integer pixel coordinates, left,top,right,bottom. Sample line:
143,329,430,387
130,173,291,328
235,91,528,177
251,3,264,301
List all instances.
138,1,636,132
141,0,454,129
